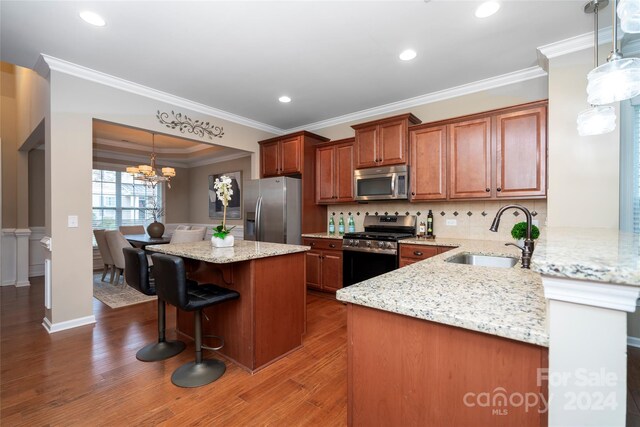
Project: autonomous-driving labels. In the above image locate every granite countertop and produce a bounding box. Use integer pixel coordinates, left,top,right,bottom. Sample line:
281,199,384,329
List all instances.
337,238,549,347
301,233,345,240
531,228,640,287
147,240,310,264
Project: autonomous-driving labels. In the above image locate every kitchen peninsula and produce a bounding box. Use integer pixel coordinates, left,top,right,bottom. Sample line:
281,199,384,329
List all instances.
147,240,310,373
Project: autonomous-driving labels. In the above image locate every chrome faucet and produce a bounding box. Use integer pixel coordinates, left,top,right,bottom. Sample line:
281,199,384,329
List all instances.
489,204,534,269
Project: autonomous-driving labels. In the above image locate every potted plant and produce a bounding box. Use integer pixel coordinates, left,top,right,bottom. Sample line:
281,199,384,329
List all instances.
510,221,540,247
146,197,165,238
211,175,236,247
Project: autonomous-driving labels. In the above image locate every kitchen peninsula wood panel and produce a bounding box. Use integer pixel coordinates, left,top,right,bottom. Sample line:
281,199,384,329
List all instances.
177,251,306,373
347,304,548,426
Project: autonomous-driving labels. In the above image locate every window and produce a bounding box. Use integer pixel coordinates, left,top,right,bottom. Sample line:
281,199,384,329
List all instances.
620,99,640,233
92,169,162,230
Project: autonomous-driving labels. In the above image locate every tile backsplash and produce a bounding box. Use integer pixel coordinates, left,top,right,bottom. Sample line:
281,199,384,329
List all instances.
327,200,547,242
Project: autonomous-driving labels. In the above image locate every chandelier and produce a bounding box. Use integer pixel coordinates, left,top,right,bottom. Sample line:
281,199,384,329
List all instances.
126,133,176,188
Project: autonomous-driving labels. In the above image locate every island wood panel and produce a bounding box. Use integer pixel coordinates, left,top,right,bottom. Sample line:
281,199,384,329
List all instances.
496,106,547,198
448,117,492,199
177,252,306,373
409,125,447,200
347,304,548,427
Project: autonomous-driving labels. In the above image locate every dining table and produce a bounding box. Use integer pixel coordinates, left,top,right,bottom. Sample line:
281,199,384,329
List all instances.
124,233,171,248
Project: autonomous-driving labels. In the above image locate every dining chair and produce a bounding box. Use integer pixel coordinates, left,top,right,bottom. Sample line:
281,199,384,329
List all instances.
119,225,145,235
93,229,115,282
170,228,207,244
105,230,134,285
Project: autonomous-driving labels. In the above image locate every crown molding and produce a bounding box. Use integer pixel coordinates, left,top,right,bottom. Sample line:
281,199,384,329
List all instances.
93,137,214,154
39,54,284,136
536,26,624,70
285,66,547,133
188,151,251,168
92,150,189,169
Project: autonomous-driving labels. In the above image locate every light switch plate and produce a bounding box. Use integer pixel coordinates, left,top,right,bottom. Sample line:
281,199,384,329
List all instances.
68,215,79,228
446,219,457,226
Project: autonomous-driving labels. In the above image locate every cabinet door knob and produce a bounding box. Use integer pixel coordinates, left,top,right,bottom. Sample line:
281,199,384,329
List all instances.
497,187,502,192
329,243,336,248
485,188,490,192
411,192,416,196
414,251,423,256
310,242,315,246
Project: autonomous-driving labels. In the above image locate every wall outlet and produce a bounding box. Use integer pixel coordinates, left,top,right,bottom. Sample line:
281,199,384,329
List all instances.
446,219,457,226
68,215,78,228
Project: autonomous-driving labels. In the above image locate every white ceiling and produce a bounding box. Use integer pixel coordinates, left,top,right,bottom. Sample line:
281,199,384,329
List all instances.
1,1,597,131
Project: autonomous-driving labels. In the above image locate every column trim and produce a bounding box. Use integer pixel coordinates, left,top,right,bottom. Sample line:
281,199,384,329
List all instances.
543,275,640,312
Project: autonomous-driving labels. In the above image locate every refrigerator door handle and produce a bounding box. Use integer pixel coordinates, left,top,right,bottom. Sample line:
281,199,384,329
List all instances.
255,196,263,242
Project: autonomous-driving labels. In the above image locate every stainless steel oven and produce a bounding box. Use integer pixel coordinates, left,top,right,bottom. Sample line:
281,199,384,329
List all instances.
342,215,416,286
354,165,409,201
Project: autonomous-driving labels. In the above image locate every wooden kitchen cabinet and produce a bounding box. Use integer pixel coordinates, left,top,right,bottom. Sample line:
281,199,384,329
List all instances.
352,113,421,169
448,117,492,199
316,138,354,204
495,106,547,198
302,238,343,293
399,244,453,267
409,125,448,200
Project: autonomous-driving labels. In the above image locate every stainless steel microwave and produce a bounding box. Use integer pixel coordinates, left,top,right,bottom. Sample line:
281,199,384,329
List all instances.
354,165,409,201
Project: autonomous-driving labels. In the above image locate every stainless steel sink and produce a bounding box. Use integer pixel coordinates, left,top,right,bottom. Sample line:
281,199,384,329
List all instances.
445,253,519,268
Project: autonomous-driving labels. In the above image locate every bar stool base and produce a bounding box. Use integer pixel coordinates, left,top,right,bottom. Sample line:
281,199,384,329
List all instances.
171,359,226,388
136,340,186,362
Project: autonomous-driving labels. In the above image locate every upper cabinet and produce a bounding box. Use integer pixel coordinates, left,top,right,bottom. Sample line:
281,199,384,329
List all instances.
352,113,421,169
409,100,548,202
316,138,354,204
495,106,547,198
409,125,448,201
259,131,329,178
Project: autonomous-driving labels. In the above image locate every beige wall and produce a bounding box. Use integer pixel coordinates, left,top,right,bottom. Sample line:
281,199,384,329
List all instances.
547,49,620,228
164,166,190,223
28,149,45,227
188,156,252,226
311,77,548,140
1,62,18,228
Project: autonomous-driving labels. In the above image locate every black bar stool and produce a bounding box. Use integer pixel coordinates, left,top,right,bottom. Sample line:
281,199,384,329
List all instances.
151,253,240,388
123,248,185,361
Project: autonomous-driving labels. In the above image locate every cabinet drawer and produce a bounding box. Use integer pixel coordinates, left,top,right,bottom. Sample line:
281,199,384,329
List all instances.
399,244,439,260
303,238,342,251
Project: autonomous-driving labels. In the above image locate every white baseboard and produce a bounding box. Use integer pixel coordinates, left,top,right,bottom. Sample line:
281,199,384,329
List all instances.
29,265,44,277
628,336,640,348
16,280,31,287
42,315,96,334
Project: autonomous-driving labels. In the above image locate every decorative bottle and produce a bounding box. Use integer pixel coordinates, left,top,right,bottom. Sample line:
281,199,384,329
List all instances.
426,210,434,237
329,215,335,234
418,221,426,238
348,215,355,233
338,214,345,235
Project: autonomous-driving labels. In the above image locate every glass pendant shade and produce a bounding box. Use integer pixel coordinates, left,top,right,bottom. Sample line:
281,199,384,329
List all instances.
586,57,640,104
618,0,640,33
577,105,617,135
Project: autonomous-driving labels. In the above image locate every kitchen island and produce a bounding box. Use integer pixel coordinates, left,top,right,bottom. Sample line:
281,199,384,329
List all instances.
337,238,549,426
147,240,310,373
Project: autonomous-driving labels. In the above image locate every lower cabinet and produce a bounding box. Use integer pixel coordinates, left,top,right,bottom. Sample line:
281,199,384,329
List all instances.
303,238,343,292
399,244,453,267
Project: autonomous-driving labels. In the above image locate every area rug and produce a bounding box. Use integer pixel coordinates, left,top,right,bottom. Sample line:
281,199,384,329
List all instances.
93,273,156,309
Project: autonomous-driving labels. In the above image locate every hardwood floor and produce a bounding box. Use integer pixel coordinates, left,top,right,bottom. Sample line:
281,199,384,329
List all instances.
1,278,639,426
1,277,347,426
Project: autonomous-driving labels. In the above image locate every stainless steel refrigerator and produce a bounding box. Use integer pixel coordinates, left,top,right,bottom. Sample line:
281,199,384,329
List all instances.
243,177,302,245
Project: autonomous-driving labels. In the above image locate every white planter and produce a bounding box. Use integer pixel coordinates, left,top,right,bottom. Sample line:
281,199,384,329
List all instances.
211,234,234,248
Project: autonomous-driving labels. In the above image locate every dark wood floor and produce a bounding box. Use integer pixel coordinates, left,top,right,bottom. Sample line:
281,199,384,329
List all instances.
1,277,347,426
1,277,639,426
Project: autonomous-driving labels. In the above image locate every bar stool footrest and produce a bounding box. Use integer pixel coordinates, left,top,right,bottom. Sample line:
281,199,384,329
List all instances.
201,334,224,351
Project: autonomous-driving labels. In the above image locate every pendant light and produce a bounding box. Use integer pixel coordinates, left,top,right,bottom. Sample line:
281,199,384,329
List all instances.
617,0,640,33
587,0,640,105
578,0,617,136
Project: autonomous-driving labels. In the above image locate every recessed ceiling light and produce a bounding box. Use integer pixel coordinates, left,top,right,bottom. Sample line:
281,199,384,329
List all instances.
399,49,417,61
475,1,500,18
279,96,291,103
79,11,106,27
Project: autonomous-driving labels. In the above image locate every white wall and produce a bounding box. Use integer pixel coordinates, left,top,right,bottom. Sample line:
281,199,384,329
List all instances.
547,48,620,228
